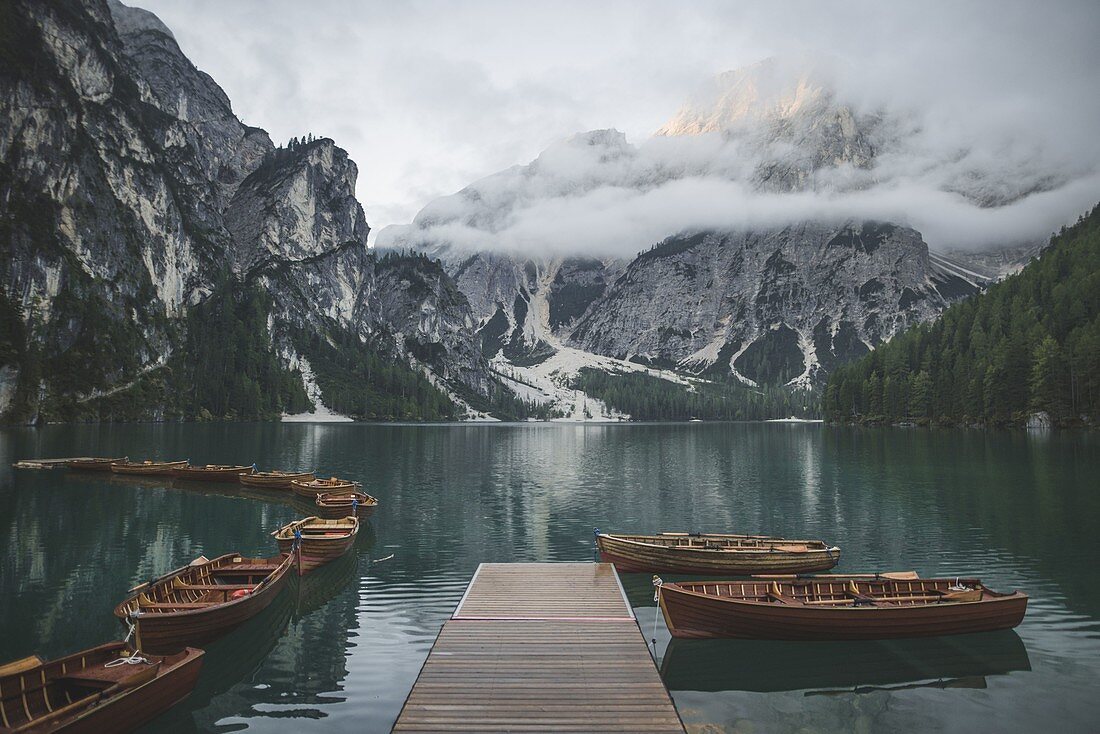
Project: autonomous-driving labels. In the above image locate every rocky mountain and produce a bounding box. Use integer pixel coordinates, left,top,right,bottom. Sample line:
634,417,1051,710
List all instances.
570,222,952,386
0,0,495,423
380,63,989,398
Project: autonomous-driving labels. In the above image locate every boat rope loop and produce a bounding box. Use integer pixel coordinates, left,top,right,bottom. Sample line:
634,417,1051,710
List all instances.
293,528,303,551
122,617,136,643
650,576,664,650
105,653,151,668
948,576,972,592
352,499,359,512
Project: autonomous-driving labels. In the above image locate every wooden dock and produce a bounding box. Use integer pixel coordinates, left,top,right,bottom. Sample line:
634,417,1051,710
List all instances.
393,562,685,733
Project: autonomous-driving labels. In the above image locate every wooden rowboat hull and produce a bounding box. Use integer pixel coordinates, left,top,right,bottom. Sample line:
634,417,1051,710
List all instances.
0,642,203,734
276,535,357,574
315,503,376,520
116,555,294,654
172,466,253,481
52,649,202,734
239,473,313,490
291,482,356,499
291,482,355,499
314,492,378,520
66,458,126,471
597,534,840,575
658,585,1028,640
110,461,188,476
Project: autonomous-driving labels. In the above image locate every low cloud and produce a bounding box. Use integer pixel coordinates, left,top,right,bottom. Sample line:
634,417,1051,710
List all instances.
379,123,1100,257
137,0,1100,246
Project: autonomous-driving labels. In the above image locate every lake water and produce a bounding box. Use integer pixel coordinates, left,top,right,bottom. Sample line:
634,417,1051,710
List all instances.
1,423,1098,732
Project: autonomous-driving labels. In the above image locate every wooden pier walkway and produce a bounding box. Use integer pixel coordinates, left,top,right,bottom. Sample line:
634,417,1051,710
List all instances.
393,562,685,733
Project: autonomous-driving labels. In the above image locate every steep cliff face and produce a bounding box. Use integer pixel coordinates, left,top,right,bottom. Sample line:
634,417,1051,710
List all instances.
570,222,950,386
227,139,490,400
0,0,226,419
0,0,492,421
371,254,488,395
227,141,366,275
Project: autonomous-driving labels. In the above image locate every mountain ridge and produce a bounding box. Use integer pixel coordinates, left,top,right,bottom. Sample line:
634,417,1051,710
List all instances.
0,0,502,423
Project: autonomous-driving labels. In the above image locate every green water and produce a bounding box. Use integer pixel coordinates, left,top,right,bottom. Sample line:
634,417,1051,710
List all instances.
0,423,1097,732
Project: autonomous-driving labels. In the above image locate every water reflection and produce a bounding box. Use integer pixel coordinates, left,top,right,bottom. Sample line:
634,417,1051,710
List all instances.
153,586,295,732
660,632,1031,694
1,423,1099,732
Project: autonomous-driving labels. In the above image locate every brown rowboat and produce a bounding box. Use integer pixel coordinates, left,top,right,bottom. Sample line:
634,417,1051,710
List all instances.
272,516,359,575
65,457,128,472
656,574,1027,640
110,460,188,476
172,464,254,481
0,642,203,733
315,491,378,519
290,476,359,500
239,471,315,490
596,531,840,575
113,553,294,654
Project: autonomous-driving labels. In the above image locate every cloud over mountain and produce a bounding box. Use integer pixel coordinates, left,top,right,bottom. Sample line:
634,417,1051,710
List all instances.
380,56,1100,257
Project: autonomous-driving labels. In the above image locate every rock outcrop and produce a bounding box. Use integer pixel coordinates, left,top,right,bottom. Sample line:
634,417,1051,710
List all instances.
0,0,492,421
570,222,951,386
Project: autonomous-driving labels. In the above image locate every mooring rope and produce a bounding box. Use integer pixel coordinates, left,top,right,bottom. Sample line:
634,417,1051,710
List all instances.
650,575,664,652
105,653,151,667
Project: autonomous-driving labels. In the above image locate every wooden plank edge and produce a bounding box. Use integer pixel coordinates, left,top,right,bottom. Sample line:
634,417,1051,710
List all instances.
451,563,484,619
609,564,637,620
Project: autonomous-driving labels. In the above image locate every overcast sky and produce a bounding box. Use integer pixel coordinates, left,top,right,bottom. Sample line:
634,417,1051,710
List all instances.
138,0,1100,242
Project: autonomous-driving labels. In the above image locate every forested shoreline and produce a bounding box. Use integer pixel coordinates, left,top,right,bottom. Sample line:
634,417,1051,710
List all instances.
572,368,820,421
824,204,1100,428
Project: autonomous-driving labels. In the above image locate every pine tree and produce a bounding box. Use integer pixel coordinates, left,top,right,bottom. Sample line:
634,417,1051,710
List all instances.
824,202,1100,427
1029,335,1065,414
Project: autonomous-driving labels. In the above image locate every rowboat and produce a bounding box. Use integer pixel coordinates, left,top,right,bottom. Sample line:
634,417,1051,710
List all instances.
172,464,254,481
65,457,128,471
239,471,315,490
272,516,359,575
290,476,359,500
0,642,203,733
315,491,378,519
595,531,840,575
655,574,1028,640
113,553,294,654
110,460,188,476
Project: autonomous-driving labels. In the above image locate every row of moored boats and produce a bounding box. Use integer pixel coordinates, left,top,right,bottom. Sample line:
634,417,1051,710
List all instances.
0,457,374,732
66,457,379,519
594,531,1028,640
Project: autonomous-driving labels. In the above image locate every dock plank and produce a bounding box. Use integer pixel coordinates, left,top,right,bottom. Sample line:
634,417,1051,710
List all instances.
393,563,684,733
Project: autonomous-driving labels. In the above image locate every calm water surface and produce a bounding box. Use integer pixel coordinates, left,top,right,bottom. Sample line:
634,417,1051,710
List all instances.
0,423,1097,732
